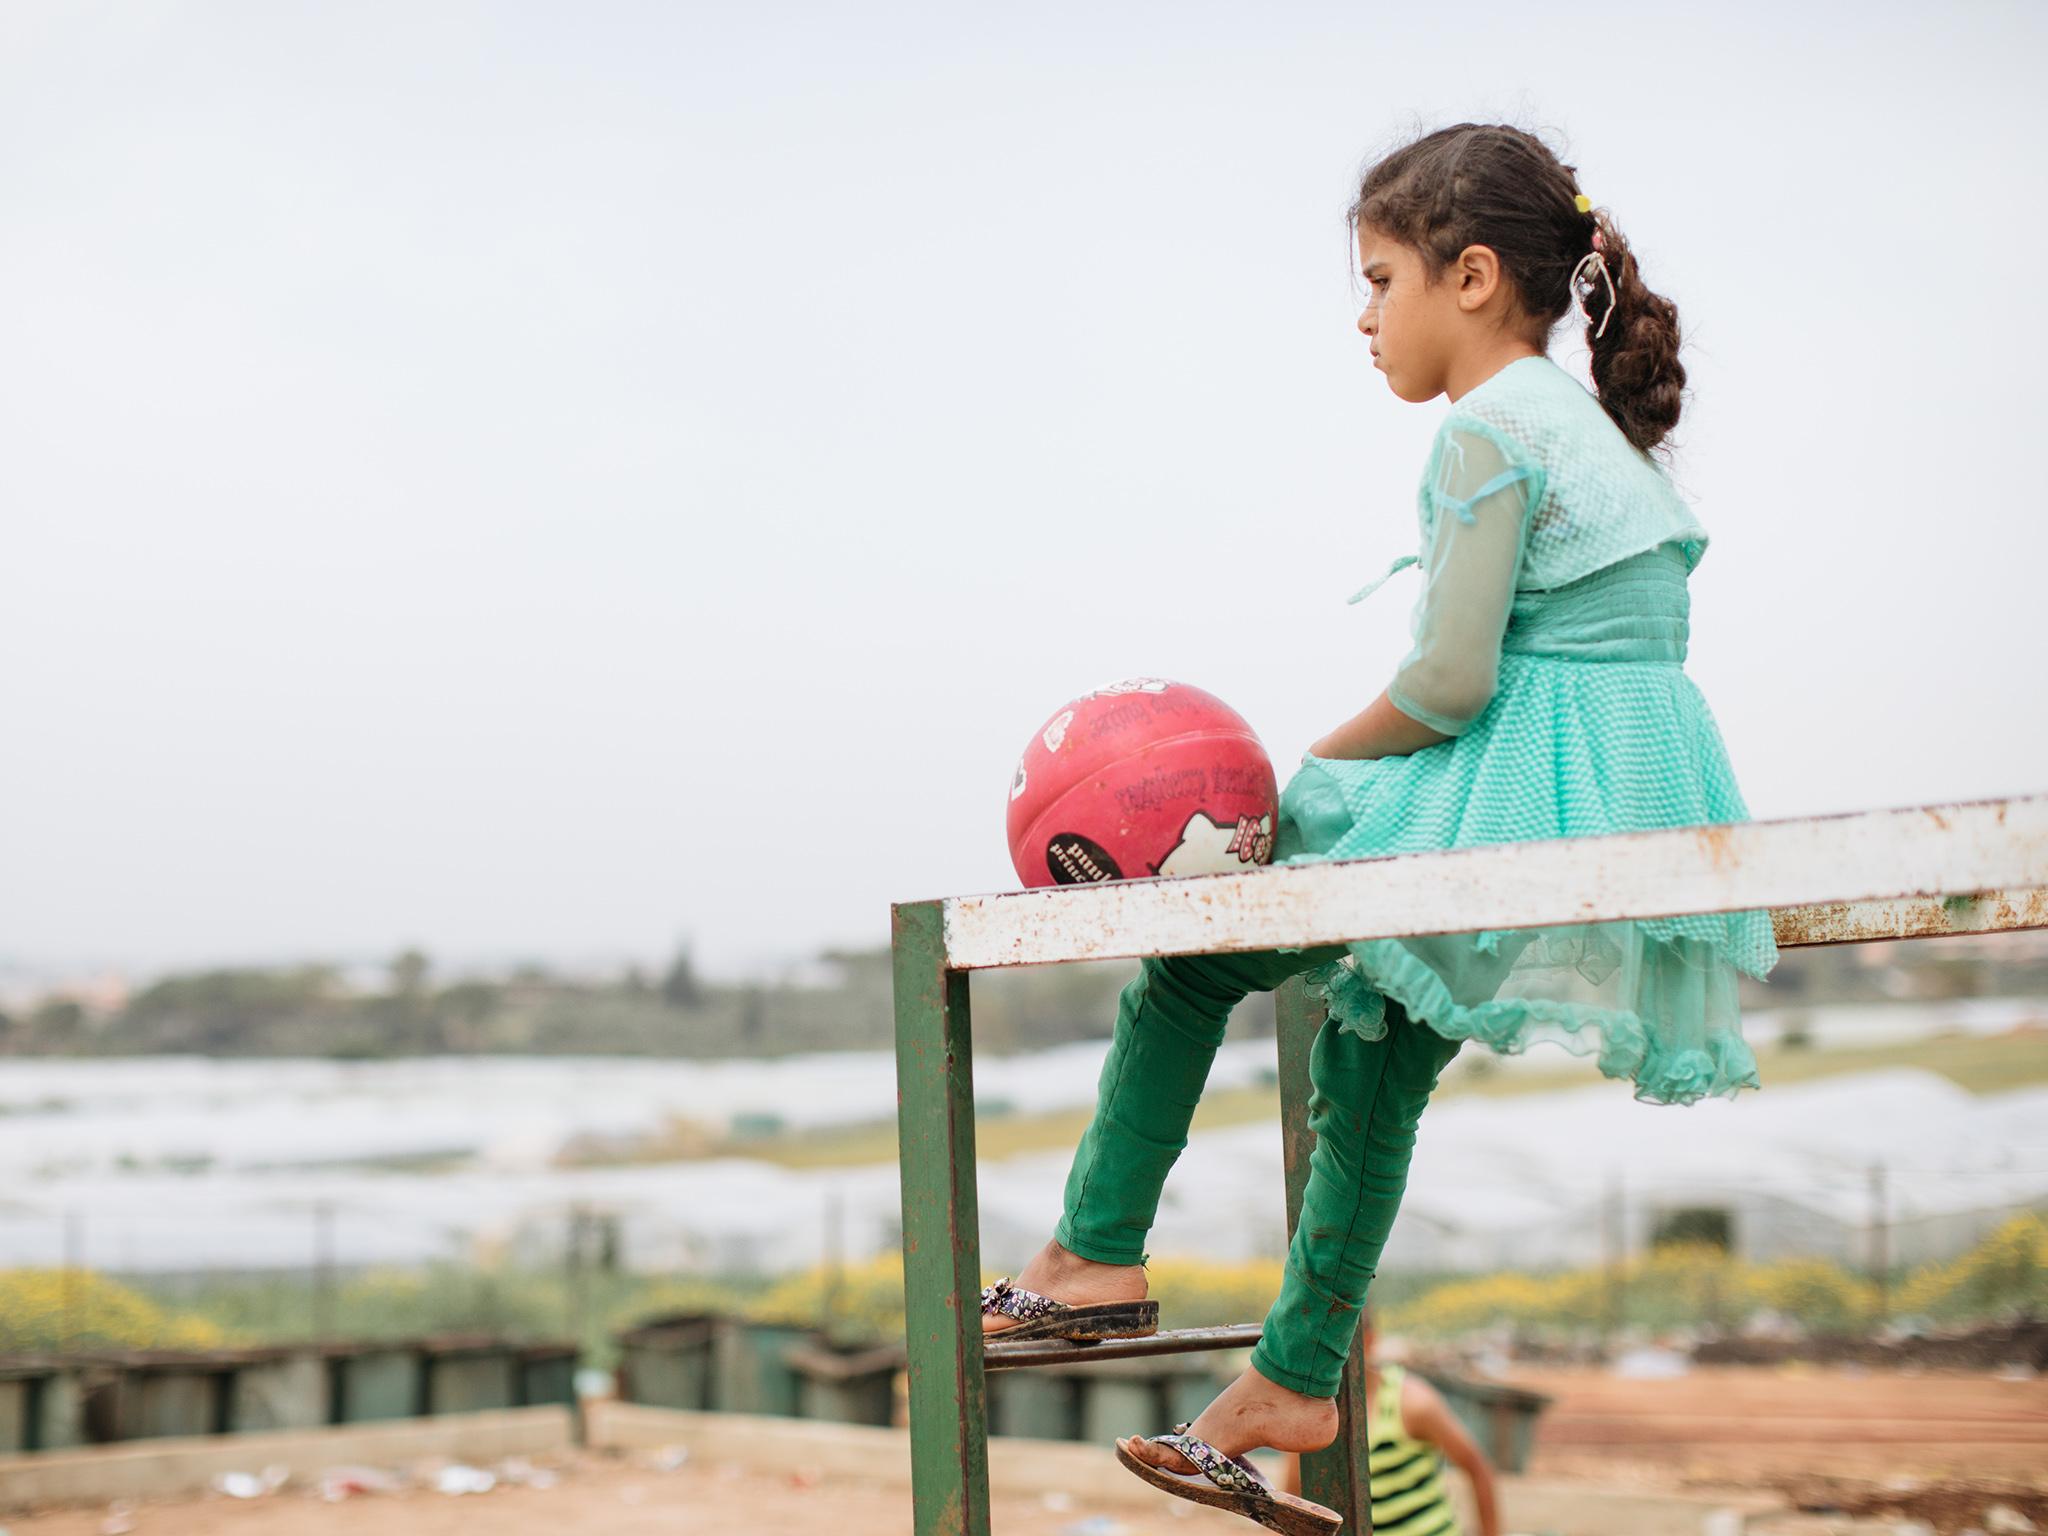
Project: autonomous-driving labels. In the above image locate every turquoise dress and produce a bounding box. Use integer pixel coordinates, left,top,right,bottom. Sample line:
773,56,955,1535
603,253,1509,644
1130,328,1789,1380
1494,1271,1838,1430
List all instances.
1279,355,1777,1106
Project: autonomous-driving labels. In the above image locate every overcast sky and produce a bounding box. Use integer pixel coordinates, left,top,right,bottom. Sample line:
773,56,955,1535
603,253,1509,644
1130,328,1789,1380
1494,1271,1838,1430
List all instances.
3,2,2042,980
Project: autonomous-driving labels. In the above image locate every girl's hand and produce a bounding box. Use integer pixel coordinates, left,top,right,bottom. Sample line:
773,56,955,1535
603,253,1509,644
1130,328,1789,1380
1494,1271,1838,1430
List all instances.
1310,689,1452,761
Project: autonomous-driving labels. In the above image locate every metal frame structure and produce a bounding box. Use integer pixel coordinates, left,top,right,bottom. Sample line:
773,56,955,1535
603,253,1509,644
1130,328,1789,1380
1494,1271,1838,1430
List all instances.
892,795,2048,1535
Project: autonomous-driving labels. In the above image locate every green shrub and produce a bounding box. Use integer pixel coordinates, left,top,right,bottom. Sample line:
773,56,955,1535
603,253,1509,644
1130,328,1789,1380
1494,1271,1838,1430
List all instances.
0,1269,223,1352
1895,1212,2047,1322
1747,1257,1878,1331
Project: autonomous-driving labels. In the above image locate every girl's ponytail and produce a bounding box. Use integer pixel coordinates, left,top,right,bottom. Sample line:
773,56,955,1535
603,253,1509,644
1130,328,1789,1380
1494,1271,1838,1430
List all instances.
1583,213,1685,455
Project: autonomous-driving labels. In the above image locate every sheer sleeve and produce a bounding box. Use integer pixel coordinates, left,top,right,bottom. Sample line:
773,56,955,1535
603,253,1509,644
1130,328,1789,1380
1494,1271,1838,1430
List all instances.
1388,422,1542,736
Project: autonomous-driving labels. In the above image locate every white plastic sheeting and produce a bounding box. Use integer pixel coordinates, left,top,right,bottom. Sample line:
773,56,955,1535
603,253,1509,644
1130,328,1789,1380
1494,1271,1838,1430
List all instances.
0,1026,2040,1277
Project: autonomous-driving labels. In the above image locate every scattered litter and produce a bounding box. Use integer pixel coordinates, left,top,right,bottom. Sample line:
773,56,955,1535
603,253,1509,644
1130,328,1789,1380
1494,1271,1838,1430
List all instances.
1059,1518,1132,1536
1887,1523,1936,1536
1611,1346,1689,1380
1986,1507,2039,1535
318,1465,402,1502
100,1504,137,1536
434,1464,497,1496
1993,1362,2036,1381
1041,1490,1076,1513
497,1456,559,1490
787,1468,820,1490
637,1444,690,1473
212,1464,289,1500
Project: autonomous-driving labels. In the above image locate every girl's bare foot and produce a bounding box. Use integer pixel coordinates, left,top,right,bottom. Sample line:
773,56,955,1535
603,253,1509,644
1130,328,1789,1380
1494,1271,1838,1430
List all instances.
980,1238,1147,1335
1117,1362,1338,1471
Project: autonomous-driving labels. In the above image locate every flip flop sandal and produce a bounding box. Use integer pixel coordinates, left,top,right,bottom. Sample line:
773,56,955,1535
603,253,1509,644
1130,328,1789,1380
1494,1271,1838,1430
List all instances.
978,1276,1159,1344
1114,1424,1341,1536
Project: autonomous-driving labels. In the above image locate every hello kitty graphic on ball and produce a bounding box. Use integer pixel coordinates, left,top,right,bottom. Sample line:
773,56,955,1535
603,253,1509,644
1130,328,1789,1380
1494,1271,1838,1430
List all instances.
1006,679,1280,888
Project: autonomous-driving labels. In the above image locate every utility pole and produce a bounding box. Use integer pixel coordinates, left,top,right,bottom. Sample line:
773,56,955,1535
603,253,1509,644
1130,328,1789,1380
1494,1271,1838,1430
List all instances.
1598,1173,1621,1354
313,1201,336,1339
567,1203,589,1352
1868,1163,1890,1321
823,1190,845,1336
62,1209,81,1351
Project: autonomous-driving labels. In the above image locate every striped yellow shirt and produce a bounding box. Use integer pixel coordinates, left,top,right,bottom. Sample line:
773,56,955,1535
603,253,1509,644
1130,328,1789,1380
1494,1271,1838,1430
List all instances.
1368,1364,1460,1536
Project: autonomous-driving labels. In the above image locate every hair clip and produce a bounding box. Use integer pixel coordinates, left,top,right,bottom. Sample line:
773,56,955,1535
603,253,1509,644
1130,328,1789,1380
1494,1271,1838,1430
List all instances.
1573,193,1592,214
1571,250,1617,340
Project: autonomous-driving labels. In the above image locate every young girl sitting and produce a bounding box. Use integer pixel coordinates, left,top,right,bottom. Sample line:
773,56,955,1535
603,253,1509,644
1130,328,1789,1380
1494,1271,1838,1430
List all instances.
978,123,1778,1535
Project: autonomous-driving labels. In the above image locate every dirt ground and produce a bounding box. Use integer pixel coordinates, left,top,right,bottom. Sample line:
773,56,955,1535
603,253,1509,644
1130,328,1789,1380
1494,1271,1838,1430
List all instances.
5,1451,1242,1536
1509,1363,2048,1482
4,1366,2043,1536
1512,1364,2048,1534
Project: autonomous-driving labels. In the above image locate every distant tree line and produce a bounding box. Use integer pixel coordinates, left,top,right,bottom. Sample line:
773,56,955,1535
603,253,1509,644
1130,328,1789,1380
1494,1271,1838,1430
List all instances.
0,933,2037,1061
0,945,1162,1060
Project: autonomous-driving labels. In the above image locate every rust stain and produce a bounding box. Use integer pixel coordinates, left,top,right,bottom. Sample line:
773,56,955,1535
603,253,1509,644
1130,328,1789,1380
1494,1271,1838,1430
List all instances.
1926,808,1952,831
1695,823,1736,870
1769,889,2048,948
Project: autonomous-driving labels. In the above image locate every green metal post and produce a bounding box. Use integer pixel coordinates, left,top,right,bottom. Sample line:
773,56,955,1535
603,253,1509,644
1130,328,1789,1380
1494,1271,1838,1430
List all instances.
1275,977,1371,1534
893,900,991,1536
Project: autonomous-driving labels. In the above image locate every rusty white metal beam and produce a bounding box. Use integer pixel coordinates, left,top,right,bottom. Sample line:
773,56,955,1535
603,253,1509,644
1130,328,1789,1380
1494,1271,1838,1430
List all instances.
935,796,2048,971
1772,888,2048,948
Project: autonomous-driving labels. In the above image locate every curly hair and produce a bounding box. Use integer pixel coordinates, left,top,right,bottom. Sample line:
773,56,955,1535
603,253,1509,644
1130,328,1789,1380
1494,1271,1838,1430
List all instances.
1351,124,1684,454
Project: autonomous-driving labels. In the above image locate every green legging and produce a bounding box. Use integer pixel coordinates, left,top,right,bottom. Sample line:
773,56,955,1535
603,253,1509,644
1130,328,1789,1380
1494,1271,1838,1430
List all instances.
1053,947,1462,1398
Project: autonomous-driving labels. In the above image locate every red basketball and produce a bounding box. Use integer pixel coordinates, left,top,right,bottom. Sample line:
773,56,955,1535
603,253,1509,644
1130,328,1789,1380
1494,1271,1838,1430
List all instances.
1006,678,1280,888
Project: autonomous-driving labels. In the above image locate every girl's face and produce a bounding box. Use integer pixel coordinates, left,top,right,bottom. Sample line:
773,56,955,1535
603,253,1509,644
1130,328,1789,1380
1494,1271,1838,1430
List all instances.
1355,226,1467,403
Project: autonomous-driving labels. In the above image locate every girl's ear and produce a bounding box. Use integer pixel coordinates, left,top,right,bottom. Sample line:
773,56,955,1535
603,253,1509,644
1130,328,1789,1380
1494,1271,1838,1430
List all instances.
1454,244,1503,311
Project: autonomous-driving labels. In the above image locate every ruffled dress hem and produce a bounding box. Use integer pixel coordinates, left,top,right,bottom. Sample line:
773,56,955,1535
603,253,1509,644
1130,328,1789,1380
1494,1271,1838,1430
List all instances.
1302,939,1766,1107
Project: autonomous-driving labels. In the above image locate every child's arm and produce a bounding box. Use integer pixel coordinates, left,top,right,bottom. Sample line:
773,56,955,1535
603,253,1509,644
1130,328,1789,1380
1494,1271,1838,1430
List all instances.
1313,425,1537,762
1310,689,1451,759
1401,1374,1502,1536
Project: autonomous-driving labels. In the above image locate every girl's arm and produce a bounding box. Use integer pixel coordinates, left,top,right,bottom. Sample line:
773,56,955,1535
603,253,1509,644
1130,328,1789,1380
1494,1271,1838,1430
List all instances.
1315,424,1538,762
1310,690,1450,760
1401,1376,1501,1536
